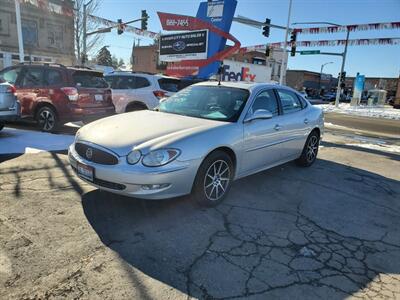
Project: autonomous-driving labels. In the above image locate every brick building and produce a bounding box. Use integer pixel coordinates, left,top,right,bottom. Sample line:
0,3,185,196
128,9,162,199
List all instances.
0,0,75,69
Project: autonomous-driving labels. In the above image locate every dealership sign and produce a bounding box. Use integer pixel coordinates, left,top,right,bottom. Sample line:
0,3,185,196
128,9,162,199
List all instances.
222,60,271,83
159,30,208,62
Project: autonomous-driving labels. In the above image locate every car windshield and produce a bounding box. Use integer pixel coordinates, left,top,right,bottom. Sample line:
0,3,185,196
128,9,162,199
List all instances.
158,85,250,122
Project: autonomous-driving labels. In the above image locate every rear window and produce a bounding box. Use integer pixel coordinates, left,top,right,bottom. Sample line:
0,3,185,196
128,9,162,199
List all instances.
158,78,181,92
72,71,108,88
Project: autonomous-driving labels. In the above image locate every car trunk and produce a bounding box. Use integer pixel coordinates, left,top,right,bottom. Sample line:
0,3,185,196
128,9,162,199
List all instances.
71,71,112,108
0,84,16,111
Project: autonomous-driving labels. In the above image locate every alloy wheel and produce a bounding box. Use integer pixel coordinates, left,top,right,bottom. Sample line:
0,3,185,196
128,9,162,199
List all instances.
203,160,231,201
39,110,55,131
306,135,319,162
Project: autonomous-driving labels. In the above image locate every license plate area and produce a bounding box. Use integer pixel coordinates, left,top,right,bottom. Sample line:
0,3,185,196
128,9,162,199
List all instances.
95,94,103,101
77,162,94,182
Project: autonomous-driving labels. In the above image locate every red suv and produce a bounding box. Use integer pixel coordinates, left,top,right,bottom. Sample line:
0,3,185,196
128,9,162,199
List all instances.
0,63,115,132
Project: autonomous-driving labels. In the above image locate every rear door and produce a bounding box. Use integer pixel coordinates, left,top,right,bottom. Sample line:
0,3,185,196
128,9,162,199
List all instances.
18,67,46,117
275,88,309,159
134,75,158,108
108,75,137,112
71,70,112,108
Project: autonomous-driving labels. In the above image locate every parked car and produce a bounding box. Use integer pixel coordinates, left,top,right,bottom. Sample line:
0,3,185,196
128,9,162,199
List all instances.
104,72,183,113
69,81,324,207
0,82,21,131
0,63,115,132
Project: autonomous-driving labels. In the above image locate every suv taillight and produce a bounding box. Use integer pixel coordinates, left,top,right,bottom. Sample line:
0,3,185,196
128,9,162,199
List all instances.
6,85,16,94
61,87,79,101
153,90,167,99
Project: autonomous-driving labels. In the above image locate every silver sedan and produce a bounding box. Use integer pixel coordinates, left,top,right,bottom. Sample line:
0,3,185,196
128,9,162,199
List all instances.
68,81,324,206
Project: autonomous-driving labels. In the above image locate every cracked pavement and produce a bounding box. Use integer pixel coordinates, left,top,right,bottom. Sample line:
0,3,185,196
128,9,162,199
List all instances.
0,130,400,299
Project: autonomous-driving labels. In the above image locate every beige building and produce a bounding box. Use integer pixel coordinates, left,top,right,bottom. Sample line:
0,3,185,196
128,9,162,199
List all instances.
0,0,74,69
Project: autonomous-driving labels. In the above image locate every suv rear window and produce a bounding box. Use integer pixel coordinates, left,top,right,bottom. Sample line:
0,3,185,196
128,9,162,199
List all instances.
158,78,181,92
72,71,108,88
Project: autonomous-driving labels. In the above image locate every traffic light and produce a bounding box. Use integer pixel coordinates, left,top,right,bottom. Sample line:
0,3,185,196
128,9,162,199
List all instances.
117,19,125,35
290,31,297,57
339,71,346,88
265,45,270,57
141,10,148,31
262,18,271,37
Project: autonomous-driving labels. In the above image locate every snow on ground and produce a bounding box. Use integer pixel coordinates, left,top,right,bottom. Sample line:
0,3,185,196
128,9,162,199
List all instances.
316,103,400,120
345,142,400,154
0,127,74,154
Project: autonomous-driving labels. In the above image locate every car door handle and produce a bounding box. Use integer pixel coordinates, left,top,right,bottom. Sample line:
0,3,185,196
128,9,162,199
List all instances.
274,124,281,131
304,118,309,124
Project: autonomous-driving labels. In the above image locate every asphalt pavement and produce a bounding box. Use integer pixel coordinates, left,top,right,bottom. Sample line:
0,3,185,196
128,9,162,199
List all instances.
1,116,400,299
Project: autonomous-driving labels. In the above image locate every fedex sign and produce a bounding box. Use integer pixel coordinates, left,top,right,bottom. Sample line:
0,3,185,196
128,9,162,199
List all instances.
221,60,271,83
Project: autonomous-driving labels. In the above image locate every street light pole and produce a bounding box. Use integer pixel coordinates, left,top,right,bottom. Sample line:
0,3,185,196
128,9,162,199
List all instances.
319,61,333,94
279,0,293,85
14,0,24,63
335,28,350,107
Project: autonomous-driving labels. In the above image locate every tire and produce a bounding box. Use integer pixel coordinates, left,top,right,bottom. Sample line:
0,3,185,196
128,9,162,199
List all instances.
126,102,147,112
296,130,320,167
192,150,234,207
36,106,59,132
0,123,4,131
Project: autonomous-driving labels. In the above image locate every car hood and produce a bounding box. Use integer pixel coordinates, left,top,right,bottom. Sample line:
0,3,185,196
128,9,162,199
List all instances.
77,110,225,156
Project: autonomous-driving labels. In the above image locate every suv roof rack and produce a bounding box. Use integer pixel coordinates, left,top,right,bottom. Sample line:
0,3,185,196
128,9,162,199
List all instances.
70,65,93,70
108,70,156,75
18,62,66,68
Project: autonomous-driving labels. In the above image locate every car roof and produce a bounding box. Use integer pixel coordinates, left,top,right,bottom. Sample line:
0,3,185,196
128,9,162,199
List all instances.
193,81,287,91
105,71,180,80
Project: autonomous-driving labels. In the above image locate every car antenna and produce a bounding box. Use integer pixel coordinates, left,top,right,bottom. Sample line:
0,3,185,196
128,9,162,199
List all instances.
217,62,224,86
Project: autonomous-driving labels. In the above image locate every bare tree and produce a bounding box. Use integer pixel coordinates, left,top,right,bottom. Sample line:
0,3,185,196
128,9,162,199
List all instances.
74,0,103,64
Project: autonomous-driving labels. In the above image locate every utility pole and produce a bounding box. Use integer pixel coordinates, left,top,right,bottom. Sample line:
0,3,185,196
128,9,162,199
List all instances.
279,0,293,85
82,0,93,65
14,0,24,63
335,28,350,107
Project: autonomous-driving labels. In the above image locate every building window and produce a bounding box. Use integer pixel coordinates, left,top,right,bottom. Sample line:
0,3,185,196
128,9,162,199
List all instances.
0,12,10,35
47,24,63,49
22,20,38,47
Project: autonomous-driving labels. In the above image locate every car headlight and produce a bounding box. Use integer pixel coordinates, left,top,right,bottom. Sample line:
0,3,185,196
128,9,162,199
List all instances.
142,149,180,167
127,150,142,165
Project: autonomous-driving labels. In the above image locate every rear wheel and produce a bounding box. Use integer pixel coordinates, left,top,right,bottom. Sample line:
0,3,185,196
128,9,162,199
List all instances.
192,150,234,207
125,102,147,112
36,106,58,132
296,130,320,167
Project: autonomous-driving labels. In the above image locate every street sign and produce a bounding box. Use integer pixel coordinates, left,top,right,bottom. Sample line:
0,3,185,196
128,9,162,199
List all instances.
300,50,320,55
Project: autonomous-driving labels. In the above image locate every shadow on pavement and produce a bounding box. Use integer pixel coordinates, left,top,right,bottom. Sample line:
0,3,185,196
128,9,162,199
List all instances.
322,141,400,161
82,159,400,299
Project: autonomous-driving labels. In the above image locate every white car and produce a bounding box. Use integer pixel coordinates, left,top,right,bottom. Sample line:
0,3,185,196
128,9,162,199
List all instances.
104,72,182,113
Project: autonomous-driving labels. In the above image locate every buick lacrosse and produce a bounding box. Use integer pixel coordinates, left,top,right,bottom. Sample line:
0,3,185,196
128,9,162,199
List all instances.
69,81,324,206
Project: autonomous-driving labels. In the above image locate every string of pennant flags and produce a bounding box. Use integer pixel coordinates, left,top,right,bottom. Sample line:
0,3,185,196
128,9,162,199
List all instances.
291,22,400,34
87,15,159,39
240,37,400,53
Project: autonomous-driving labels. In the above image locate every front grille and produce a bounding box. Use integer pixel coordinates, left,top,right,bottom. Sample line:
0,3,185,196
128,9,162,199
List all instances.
75,142,118,165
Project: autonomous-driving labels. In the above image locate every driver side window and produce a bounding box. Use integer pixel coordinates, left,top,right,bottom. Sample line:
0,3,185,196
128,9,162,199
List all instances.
251,90,279,116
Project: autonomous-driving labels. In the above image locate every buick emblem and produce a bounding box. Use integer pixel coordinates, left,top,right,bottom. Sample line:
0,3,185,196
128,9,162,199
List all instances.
86,148,93,160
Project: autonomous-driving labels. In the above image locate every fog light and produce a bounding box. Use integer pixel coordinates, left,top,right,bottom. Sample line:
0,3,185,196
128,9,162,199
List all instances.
141,184,170,190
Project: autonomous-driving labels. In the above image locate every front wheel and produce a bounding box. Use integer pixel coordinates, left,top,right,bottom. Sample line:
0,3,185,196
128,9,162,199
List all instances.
192,150,234,207
36,106,58,132
296,131,320,167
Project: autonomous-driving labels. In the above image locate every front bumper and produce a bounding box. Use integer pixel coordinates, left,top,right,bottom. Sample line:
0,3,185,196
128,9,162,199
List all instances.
0,101,21,121
68,143,202,200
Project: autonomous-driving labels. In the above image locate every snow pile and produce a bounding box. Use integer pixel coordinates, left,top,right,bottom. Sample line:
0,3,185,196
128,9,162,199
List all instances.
0,127,74,154
316,103,400,120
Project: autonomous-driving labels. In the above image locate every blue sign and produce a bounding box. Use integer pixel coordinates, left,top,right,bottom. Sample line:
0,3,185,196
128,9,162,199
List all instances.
195,0,237,79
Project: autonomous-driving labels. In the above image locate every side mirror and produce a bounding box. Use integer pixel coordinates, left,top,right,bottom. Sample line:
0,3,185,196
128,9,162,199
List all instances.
244,109,273,123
